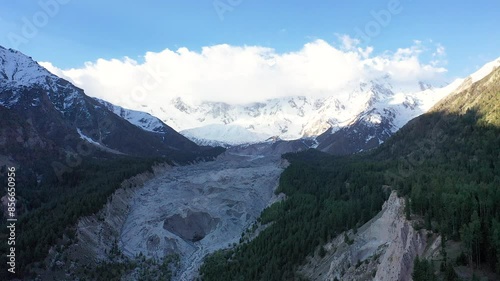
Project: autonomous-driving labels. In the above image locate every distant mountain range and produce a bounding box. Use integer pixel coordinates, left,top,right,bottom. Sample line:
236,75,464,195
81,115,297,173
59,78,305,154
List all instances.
1,44,499,164
95,56,500,154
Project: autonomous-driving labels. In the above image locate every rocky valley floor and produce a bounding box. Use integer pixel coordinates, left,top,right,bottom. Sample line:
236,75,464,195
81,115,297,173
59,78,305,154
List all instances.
119,147,288,280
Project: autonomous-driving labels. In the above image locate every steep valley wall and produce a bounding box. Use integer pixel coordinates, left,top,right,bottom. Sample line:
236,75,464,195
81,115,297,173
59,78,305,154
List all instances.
299,191,440,281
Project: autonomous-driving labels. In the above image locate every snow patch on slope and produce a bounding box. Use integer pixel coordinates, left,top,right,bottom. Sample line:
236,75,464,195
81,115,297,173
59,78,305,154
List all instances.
77,128,101,146
94,98,172,133
0,90,21,108
77,128,124,154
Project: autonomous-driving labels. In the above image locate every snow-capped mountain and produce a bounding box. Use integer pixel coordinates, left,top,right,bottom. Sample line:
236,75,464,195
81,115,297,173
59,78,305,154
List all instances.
316,58,500,154
0,46,211,170
124,82,377,145
125,57,497,150
129,78,442,146
22,39,499,152
0,47,85,112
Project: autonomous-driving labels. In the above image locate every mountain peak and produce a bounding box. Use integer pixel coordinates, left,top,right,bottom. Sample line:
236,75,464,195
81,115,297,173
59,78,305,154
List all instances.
0,47,54,89
468,57,500,84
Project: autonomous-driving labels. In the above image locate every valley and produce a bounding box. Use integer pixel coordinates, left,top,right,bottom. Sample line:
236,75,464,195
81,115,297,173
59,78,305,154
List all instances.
0,29,499,280
30,142,295,280
119,146,288,280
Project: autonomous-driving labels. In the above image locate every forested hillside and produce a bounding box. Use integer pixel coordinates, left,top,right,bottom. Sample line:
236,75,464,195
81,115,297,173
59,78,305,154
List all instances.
382,67,500,280
200,68,500,280
0,157,153,280
0,148,223,280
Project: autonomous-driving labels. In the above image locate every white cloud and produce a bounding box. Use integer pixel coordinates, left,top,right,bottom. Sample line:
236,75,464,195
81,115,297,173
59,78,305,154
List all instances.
338,34,361,51
434,44,446,57
430,43,448,67
357,46,374,59
40,38,448,107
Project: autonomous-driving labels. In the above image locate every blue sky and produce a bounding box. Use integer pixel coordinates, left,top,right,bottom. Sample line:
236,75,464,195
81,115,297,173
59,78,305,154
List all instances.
1,0,499,79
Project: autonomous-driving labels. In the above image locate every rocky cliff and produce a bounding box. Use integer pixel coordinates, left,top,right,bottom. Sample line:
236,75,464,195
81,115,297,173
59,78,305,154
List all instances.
75,164,172,261
37,164,172,280
299,191,438,281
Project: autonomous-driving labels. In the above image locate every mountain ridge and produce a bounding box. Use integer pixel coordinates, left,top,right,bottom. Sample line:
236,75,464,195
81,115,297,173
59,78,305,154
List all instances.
315,58,500,155
0,46,219,173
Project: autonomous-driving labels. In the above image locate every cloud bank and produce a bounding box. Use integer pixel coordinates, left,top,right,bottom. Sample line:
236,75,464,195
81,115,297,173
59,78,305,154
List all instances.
41,36,447,107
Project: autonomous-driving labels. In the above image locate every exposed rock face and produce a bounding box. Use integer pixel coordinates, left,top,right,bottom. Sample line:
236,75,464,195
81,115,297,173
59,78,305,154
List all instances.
373,199,427,281
299,191,431,281
33,164,172,280
75,164,172,261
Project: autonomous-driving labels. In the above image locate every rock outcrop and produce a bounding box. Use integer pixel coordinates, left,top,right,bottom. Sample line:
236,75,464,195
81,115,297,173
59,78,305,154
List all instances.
299,191,433,281
74,164,172,261
39,163,171,279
